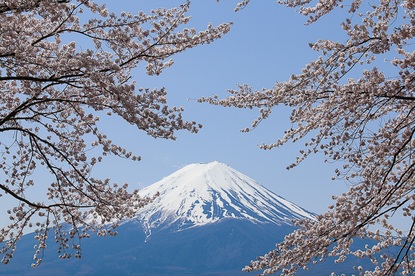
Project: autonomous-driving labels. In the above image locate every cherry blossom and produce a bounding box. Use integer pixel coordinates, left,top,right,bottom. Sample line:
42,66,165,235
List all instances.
203,0,415,274
0,0,231,266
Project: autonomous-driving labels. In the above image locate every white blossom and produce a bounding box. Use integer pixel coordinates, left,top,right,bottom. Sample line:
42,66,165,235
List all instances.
0,0,231,267
204,0,415,274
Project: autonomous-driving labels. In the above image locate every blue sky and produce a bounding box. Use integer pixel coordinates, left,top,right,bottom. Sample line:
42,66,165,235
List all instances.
0,0,353,230
92,0,351,215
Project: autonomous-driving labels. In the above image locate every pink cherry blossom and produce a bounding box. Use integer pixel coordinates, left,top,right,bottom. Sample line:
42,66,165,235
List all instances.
0,0,231,266
203,0,415,274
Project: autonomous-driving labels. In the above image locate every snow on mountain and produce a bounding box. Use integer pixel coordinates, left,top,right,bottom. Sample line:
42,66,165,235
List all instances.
136,161,315,235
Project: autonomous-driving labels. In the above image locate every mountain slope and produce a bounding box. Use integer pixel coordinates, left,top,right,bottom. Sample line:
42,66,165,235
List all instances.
3,220,297,276
136,161,315,236
2,161,325,275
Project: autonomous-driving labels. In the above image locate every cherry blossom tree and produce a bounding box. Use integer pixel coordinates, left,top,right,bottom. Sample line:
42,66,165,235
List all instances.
202,0,415,274
0,0,230,266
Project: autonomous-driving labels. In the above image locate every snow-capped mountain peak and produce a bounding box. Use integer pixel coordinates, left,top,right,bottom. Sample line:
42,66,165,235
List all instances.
136,161,315,233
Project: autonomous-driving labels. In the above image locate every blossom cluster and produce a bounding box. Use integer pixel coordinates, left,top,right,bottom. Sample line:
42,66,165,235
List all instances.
0,0,231,266
204,0,415,274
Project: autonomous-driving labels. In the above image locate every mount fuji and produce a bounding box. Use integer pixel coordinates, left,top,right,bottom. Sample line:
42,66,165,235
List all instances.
136,161,315,237
2,161,370,275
